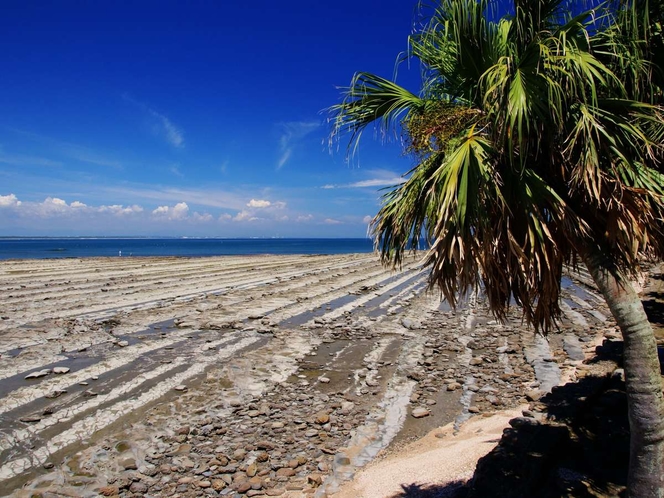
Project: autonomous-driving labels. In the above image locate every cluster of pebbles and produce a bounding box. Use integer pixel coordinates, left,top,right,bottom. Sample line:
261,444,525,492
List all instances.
28,314,605,496
1,257,615,498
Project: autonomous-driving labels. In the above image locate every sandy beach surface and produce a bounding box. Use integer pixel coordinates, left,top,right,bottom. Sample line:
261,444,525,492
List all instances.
0,253,623,497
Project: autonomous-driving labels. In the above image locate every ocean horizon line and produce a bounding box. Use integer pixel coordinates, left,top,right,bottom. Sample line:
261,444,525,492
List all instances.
0,236,374,240
0,237,380,260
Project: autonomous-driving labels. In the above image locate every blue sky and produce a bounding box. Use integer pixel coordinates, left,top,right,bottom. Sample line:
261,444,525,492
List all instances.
0,0,425,237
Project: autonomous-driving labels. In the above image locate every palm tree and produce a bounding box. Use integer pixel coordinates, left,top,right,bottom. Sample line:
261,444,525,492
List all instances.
329,0,664,495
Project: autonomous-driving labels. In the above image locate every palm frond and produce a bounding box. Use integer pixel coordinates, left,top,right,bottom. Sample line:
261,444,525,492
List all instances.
328,72,425,159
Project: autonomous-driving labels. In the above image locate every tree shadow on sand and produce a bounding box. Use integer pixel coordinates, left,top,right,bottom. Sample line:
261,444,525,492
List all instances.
388,481,468,498
465,339,632,498
643,294,664,326
388,339,646,498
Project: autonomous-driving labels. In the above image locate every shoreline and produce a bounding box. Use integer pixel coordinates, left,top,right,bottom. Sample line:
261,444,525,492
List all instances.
0,255,621,497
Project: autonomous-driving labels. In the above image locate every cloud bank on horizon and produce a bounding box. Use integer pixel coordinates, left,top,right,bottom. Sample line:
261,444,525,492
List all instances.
0,0,420,237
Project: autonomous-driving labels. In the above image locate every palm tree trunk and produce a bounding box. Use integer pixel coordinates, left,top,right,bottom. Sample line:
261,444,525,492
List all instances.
584,252,664,497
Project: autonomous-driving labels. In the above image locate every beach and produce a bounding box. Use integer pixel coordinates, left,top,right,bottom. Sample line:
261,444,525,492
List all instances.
0,253,621,497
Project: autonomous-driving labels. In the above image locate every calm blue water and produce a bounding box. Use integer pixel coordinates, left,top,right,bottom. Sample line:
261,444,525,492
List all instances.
0,238,375,260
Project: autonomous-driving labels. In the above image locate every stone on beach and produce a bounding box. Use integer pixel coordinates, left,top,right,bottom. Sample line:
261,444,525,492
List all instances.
411,407,431,418
0,254,619,497
25,369,50,379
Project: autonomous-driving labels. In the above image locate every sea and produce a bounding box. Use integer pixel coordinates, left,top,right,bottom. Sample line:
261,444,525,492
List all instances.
0,238,376,260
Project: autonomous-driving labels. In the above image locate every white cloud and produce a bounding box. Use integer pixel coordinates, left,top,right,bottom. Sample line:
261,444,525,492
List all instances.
247,199,271,208
124,95,184,148
99,204,144,215
171,202,189,219
234,210,258,222
40,197,69,215
277,149,291,169
246,199,287,210
296,214,313,222
192,212,213,222
276,121,319,169
322,177,403,189
152,202,189,220
8,197,145,218
363,215,373,224
170,165,184,177
0,194,21,208
150,109,184,148
219,213,232,222
324,218,343,225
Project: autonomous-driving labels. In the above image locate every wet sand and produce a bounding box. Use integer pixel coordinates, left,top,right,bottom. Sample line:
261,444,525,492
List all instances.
0,254,619,497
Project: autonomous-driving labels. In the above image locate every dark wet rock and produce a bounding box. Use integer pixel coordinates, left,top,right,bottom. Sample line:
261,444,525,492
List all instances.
509,417,541,429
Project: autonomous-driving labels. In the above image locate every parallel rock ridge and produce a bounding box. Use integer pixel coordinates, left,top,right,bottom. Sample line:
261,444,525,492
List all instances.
0,255,613,496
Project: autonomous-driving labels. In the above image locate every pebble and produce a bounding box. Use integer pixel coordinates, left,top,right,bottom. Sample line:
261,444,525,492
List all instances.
20,415,42,423
117,340,129,347
129,482,148,493
411,407,430,418
525,389,544,401
315,411,330,424
276,468,296,477
11,288,603,497
212,479,227,491
53,366,70,374
266,489,286,496
98,486,120,496
25,369,50,380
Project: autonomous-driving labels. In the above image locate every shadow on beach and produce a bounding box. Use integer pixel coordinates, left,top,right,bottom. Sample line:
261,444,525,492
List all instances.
391,339,639,498
387,270,664,498
389,481,469,498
